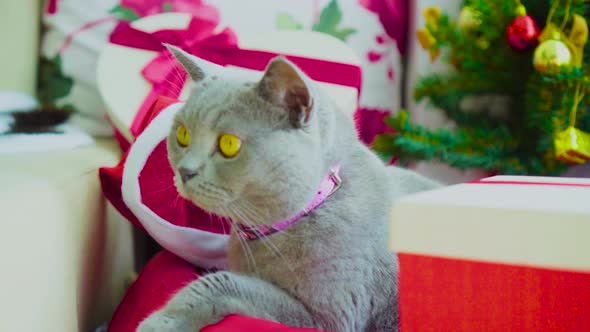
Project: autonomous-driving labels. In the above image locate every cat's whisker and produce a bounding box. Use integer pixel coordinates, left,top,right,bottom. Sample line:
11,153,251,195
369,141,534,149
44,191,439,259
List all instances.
199,182,232,199
247,200,305,239
159,60,184,92
238,201,296,238
152,182,176,195
160,68,184,95
171,194,180,209
168,52,188,86
226,206,260,277
165,51,189,94
237,200,269,221
219,213,228,235
235,229,253,273
219,208,246,271
161,77,184,96
208,212,214,232
233,203,296,274
202,181,233,196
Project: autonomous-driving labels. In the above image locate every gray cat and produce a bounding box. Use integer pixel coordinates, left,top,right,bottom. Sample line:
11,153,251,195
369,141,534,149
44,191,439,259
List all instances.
137,45,441,332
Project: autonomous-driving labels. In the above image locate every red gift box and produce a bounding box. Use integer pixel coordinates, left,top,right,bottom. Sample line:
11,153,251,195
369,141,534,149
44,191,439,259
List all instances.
390,176,590,331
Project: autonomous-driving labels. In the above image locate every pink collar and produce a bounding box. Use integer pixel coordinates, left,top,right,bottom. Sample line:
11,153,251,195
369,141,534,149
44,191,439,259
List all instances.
235,166,342,241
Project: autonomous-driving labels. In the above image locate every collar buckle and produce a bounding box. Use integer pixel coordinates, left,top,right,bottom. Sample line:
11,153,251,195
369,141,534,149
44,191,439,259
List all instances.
327,167,342,197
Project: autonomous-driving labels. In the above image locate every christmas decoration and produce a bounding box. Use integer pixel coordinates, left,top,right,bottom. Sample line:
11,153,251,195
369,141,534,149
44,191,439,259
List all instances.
374,0,590,175
506,5,539,51
567,14,588,67
554,82,589,164
554,126,590,164
391,175,590,331
533,39,572,73
458,6,481,30
416,6,442,62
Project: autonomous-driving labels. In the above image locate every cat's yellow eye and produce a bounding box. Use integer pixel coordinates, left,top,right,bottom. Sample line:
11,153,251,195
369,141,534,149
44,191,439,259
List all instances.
176,125,191,147
218,134,242,158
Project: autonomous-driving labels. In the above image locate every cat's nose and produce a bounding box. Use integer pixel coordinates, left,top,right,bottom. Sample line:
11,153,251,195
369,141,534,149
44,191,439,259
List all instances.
179,167,199,183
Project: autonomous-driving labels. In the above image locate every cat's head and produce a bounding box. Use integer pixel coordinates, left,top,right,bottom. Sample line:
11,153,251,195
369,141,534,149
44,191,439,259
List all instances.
166,45,332,226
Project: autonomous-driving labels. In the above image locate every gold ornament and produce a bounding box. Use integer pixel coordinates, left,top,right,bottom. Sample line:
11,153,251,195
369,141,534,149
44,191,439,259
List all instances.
554,82,588,164
533,39,572,74
457,6,481,30
416,29,440,61
567,14,588,68
476,37,490,50
534,10,588,74
515,4,527,17
423,6,441,27
416,6,442,62
554,127,590,164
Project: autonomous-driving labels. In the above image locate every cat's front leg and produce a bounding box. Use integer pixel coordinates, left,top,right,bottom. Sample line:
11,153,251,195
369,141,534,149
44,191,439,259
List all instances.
136,271,315,332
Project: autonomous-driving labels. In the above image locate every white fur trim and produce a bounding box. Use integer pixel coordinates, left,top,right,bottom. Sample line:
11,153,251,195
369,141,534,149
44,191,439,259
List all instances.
122,103,230,269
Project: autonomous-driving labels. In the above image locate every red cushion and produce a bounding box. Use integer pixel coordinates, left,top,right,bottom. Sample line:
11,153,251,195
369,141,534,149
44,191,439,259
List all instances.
107,250,323,332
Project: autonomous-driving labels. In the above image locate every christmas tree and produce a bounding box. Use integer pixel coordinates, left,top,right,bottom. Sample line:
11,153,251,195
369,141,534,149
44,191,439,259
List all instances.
373,0,589,175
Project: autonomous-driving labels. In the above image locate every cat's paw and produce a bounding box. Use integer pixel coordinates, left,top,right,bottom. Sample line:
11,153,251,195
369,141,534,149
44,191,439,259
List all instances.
136,311,196,332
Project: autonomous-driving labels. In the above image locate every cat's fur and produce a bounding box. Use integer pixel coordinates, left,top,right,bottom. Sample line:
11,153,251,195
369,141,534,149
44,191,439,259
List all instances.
137,45,441,332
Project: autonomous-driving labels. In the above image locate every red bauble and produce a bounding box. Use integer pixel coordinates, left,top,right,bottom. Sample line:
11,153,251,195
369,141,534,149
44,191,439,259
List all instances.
506,15,540,51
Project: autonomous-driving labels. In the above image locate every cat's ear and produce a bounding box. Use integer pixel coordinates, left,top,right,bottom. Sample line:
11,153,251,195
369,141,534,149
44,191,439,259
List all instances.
257,57,315,128
165,44,206,82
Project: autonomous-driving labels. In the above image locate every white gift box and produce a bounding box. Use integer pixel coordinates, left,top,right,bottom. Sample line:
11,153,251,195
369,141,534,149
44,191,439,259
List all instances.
97,13,361,143
389,175,590,331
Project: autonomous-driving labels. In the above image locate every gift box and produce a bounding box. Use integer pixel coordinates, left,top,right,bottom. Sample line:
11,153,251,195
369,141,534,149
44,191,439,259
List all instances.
43,0,402,138
389,175,590,331
97,12,361,145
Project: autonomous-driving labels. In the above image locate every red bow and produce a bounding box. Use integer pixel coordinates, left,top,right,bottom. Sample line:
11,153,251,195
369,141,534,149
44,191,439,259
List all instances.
110,17,242,136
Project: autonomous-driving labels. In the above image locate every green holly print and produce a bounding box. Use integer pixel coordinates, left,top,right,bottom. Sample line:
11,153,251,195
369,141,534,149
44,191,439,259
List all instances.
276,0,357,42
109,4,140,21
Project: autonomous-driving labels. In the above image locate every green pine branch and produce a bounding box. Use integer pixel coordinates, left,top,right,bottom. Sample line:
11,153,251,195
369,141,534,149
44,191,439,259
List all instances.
374,0,590,175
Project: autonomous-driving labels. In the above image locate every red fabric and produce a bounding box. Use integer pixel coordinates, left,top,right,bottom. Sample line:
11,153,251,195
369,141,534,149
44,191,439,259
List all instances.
113,128,131,153
98,152,144,231
203,315,323,332
107,251,202,332
108,251,324,332
135,96,179,136
99,96,179,232
399,253,590,331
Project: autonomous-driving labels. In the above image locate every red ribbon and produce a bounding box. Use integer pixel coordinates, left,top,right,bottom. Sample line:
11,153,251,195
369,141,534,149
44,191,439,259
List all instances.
109,16,363,138
46,0,58,14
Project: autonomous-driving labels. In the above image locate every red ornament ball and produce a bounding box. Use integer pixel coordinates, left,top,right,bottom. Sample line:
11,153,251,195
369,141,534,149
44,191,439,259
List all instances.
506,15,539,51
